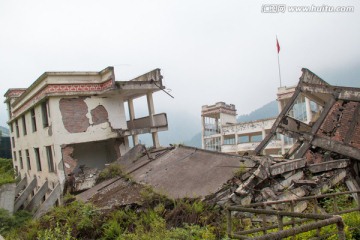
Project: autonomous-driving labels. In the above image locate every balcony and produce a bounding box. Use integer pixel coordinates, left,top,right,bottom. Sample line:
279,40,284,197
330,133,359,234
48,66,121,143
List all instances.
125,113,168,135
221,140,282,153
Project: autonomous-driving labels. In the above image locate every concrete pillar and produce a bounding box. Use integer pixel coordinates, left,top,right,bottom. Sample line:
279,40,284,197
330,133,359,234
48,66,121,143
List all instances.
128,98,139,146
146,92,159,148
305,97,312,123
201,116,205,149
261,129,266,139
280,134,285,155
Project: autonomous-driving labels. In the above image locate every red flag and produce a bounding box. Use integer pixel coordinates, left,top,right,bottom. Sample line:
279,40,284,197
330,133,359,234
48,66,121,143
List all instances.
276,37,280,53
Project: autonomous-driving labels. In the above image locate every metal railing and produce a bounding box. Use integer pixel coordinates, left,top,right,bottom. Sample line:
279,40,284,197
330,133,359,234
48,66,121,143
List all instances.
227,190,360,239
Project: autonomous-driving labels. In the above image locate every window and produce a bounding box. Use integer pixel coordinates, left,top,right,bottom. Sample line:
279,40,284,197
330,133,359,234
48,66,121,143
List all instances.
10,122,13,132
22,115,27,135
238,135,250,143
13,151,17,161
34,148,42,171
31,108,37,132
46,146,54,172
250,134,263,142
11,137,15,148
25,150,31,170
19,150,23,169
41,101,49,128
15,119,19,137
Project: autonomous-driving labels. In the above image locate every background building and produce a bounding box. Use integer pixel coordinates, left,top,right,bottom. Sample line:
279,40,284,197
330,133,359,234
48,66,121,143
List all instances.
201,86,321,156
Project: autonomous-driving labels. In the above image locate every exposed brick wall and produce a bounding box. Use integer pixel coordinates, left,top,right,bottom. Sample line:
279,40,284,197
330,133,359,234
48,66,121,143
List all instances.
317,101,359,145
59,98,90,133
91,105,108,125
62,145,77,175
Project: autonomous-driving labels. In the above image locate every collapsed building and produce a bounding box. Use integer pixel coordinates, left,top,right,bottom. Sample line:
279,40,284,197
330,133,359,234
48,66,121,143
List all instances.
3,67,168,214
207,68,360,204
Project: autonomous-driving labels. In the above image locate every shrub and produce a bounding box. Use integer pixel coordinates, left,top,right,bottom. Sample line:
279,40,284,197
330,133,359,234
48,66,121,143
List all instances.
0,158,15,186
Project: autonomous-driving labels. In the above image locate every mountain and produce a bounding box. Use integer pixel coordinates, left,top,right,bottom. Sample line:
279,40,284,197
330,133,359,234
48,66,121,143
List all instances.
0,126,9,137
237,100,278,123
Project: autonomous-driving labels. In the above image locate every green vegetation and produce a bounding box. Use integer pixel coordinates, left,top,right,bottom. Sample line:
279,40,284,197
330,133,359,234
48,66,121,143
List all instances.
3,187,229,239
0,158,16,186
96,164,130,184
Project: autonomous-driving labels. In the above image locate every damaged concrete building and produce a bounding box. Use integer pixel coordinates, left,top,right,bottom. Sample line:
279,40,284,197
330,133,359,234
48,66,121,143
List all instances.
4,66,168,213
201,85,320,156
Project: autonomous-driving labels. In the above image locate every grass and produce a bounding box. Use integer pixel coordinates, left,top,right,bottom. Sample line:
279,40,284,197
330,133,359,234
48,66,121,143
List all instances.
0,158,16,186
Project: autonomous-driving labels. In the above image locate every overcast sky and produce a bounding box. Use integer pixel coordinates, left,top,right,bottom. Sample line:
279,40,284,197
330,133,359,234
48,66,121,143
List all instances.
1,0,360,128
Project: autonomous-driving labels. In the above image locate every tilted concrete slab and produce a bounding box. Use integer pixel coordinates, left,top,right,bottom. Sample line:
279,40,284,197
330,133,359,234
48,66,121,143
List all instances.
118,145,243,199
15,176,27,196
25,181,48,212
308,159,350,173
273,171,304,192
270,158,306,176
14,177,37,212
311,169,347,195
34,183,61,219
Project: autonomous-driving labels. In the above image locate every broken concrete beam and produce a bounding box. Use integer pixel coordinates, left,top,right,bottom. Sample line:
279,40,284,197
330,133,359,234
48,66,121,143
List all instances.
277,187,308,201
292,179,317,188
282,170,296,179
270,158,306,176
273,171,304,192
14,177,37,212
345,176,360,204
34,183,61,219
15,176,27,196
25,181,48,212
308,159,350,173
235,158,272,196
261,187,278,201
311,169,347,195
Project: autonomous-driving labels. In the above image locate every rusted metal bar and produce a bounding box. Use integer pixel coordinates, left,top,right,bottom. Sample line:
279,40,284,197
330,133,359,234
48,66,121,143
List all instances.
250,217,344,240
336,219,346,240
236,218,308,235
262,205,267,235
242,190,360,208
290,201,295,240
313,198,320,237
277,214,283,231
332,195,339,213
227,209,232,237
227,206,333,220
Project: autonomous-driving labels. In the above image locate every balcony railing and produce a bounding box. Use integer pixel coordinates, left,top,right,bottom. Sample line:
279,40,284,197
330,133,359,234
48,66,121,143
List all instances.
126,113,167,132
221,140,282,153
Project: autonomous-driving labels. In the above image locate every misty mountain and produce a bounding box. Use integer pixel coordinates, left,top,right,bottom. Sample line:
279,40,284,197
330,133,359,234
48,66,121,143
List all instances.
237,100,278,123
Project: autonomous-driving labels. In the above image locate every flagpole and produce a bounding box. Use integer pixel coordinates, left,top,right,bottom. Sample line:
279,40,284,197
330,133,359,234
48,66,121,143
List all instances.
276,36,282,87
277,51,282,87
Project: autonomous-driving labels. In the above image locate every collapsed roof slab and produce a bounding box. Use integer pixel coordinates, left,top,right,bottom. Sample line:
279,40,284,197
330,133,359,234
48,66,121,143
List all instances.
117,145,246,199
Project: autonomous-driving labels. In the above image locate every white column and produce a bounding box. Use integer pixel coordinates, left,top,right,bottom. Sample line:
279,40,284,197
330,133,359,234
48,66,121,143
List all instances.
128,98,138,146
305,97,312,123
146,92,160,148
201,116,205,149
